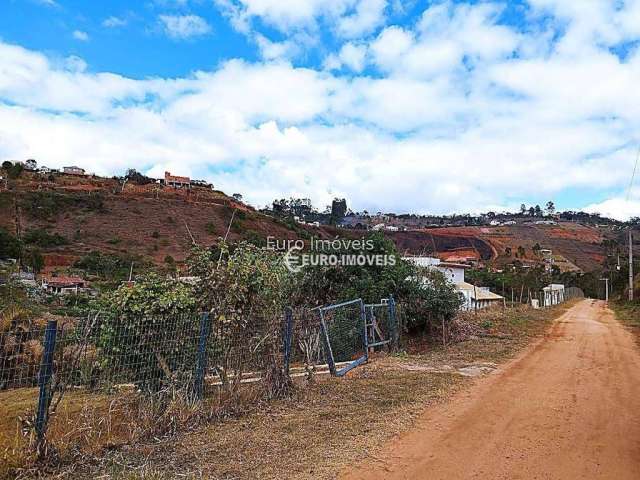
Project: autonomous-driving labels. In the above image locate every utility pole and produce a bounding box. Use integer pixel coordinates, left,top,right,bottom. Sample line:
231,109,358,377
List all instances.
600,278,609,303
630,230,634,302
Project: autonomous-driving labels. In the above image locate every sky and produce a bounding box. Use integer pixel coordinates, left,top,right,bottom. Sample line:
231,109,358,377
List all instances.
1,0,640,219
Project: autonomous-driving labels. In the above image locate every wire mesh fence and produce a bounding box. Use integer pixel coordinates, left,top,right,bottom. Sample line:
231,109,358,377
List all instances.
0,298,402,464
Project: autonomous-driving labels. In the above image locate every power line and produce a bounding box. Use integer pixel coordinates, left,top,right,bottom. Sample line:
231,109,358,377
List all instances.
627,144,640,202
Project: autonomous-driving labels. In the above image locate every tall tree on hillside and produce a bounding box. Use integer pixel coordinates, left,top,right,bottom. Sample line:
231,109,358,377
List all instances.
546,201,555,216
520,203,527,215
534,204,542,216
528,206,535,216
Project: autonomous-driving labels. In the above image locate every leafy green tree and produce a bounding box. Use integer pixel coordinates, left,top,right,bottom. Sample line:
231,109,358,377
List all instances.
534,204,542,216
0,227,21,259
94,273,197,391
546,201,555,216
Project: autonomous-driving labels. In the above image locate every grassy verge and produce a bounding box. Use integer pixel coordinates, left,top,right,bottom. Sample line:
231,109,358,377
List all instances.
3,302,575,479
611,301,640,328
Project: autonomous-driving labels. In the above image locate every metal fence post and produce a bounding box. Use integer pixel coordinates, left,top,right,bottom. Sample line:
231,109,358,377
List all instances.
282,307,293,376
360,300,369,360
36,320,57,442
194,312,210,400
318,309,337,376
387,295,398,351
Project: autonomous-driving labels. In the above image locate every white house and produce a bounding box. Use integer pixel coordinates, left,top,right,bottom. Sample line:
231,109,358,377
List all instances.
543,284,565,307
403,256,504,310
63,166,86,175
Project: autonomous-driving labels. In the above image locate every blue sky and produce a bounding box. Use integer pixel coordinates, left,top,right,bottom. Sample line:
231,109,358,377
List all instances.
1,0,640,219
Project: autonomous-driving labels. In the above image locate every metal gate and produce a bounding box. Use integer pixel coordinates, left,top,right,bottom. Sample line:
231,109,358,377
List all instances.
316,296,398,377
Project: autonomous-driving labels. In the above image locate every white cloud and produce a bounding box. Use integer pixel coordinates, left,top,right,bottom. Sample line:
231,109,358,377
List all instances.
103,16,128,28
337,0,387,38
215,0,387,39
2,1,640,218
72,30,89,42
584,197,640,221
337,42,367,72
159,14,212,39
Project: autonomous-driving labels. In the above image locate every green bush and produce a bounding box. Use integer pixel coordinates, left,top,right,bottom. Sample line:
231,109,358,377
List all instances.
22,228,68,248
0,227,21,259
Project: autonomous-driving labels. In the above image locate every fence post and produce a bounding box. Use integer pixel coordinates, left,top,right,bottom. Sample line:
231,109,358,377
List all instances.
282,307,293,376
387,295,398,351
318,309,337,376
194,312,210,401
360,300,368,361
36,320,57,443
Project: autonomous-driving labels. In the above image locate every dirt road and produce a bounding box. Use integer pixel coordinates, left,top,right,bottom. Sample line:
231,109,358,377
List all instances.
342,300,640,480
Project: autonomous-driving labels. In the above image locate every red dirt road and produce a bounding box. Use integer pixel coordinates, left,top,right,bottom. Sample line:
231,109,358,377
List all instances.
342,300,640,480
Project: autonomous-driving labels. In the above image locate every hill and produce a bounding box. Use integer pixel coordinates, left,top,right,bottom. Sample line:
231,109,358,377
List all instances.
0,171,615,275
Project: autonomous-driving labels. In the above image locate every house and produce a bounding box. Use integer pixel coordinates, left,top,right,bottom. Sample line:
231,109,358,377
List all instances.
385,225,399,232
371,223,385,231
42,275,89,295
10,272,37,287
164,171,191,189
404,256,505,310
63,166,85,176
503,220,516,225
39,166,52,174
543,284,565,307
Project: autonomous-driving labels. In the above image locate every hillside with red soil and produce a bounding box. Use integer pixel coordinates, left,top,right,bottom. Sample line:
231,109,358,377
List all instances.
0,173,346,272
0,172,610,274
388,222,608,272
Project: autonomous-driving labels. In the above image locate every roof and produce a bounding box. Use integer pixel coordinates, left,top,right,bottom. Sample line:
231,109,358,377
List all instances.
455,282,504,301
165,171,190,183
43,276,87,287
438,262,471,269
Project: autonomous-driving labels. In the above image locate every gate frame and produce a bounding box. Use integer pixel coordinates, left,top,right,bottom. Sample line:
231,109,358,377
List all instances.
315,295,398,377
316,298,367,377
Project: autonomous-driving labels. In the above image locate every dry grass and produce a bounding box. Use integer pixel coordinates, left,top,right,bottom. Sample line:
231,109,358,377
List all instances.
1,302,573,479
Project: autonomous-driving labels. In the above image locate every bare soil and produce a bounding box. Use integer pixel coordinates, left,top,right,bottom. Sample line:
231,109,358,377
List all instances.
0,303,567,479
342,299,640,480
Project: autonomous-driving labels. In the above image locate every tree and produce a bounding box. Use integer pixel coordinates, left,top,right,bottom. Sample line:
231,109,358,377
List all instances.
25,159,37,170
520,204,527,215
24,248,44,273
534,204,542,216
125,168,153,185
546,201,555,216
517,245,526,258
7,162,23,179
0,228,21,259
95,273,198,391
1,161,12,171
232,193,243,201
528,206,535,216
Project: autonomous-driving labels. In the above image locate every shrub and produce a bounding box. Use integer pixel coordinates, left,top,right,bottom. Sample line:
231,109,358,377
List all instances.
94,273,198,391
22,228,68,248
0,227,21,259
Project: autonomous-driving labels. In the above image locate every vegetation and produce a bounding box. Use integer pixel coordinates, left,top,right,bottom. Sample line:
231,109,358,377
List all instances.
0,228,21,259
74,251,149,282
19,191,106,219
22,228,68,248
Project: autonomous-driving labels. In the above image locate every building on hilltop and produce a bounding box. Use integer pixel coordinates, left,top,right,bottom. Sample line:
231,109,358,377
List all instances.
63,166,86,175
164,171,191,189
